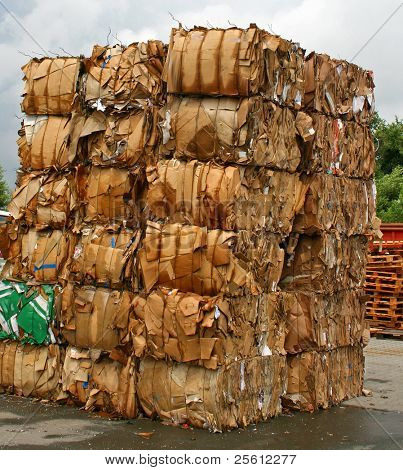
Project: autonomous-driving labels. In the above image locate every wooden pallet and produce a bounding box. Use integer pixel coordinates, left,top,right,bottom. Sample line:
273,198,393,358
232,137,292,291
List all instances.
372,328,403,340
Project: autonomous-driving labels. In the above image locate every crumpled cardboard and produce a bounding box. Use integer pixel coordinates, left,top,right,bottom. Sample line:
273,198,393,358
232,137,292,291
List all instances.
138,222,284,296
8,172,78,229
131,288,286,368
146,159,305,234
293,174,376,235
70,225,140,289
83,166,144,226
2,226,72,283
0,341,61,398
284,290,367,354
21,57,81,115
60,283,133,351
159,96,302,170
280,234,368,293
304,52,375,123
0,280,58,345
61,346,137,418
297,112,375,178
282,345,364,412
83,41,166,111
137,355,286,431
164,25,304,107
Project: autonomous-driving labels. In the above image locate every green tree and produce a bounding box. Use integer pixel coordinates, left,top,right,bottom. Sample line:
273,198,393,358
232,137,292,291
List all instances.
0,165,10,210
371,113,403,176
375,166,403,223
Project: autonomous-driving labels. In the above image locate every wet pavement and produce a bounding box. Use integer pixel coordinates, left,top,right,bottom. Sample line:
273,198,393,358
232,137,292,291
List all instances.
0,338,402,450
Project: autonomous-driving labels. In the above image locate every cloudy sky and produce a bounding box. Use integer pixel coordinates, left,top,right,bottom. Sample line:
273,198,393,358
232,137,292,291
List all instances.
0,0,402,187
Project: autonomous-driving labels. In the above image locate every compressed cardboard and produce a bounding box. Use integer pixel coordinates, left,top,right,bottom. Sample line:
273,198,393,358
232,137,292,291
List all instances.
138,222,284,296
146,159,305,233
83,41,165,110
283,345,364,411
0,341,61,398
164,26,304,106
8,172,78,229
21,57,81,115
61,346,137,418
61,283,133,351
284,290,367,354
159,96,302,170
70,225,140,289
131,288,286,368
293,174,376,235
280,234,368,293
137,355,286,431
304,52,375,122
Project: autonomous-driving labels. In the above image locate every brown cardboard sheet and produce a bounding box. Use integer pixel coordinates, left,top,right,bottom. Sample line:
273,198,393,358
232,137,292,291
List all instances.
304,52,375,123
83,41,165,110
138,222,284,296
8,172,78,229
159,96,301,170
284,290,367,354
131,288,286,368
0,341,61,398
283,345,364,412
70,225,140,289
60,283,133,351
137,355,286,431
61,346,137,418
280,234,368,293
293,174,376,235
146,159,305,233
21,57,81,115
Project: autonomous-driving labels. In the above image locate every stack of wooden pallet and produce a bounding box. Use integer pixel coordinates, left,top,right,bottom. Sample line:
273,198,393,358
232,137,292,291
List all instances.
366,241,403,335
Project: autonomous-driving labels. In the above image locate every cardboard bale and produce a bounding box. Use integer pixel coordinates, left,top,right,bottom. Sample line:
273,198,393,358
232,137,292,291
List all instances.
283,345,364,411
146,159,305,233
2,226,72,283
138,222,284,296
284,290,367,354
60,283,133,351
297,112,375,178
138,355,286,431
70,225,141,289
61,346,137,418
280,234,368,293
0,341,61,398
164,26,304,106
21,57,81,115
131,288,286,368
293,174,376,235
83,41,165,110
304,52,375,122
83,166,143,226
8,172,78,229
159,96,302,170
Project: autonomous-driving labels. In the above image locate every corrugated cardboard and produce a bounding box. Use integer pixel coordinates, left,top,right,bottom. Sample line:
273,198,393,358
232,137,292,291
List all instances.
146,159,305,233
70,225,140,289
60,283,133,351
280,234,368,293
61,346,137,418
159,96,302,170
0,341,61,398
83,41,165,110
284,290,367,354
137,355,286,431
138,222,284,296
21,57,81,115
283,345,364,411
293,174,376,235
131,288,286,368
304,52,375,123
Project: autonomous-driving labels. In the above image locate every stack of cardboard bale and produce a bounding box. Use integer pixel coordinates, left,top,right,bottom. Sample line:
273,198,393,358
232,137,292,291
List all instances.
0,24,376,431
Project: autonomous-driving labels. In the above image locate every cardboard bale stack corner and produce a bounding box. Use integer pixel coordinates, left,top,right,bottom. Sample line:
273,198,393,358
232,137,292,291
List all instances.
0,22,376,431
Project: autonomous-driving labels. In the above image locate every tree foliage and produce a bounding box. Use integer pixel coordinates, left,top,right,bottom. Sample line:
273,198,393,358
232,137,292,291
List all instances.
0,165,10,210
